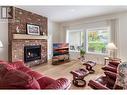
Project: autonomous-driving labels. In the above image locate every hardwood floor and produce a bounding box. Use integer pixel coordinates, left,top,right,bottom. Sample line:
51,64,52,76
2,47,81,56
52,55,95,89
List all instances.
32,60,104,89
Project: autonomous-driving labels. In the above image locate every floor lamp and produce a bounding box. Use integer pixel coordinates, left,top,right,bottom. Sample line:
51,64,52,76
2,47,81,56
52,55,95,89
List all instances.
107,42,117,59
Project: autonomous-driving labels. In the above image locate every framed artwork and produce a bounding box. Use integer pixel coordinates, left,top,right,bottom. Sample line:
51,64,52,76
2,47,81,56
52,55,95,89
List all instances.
27,24,40,35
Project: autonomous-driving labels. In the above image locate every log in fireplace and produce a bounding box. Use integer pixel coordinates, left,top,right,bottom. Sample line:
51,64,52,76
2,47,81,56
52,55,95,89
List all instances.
24,45,41,62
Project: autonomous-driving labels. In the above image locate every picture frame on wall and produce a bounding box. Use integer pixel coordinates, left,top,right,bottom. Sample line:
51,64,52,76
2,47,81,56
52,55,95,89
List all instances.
27,24,40,35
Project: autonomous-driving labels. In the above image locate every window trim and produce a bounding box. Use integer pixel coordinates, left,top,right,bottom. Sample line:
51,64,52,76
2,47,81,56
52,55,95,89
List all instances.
86,27,110,55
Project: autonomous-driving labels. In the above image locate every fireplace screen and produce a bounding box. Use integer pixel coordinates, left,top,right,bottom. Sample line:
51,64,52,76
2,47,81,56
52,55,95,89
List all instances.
24,45,41,62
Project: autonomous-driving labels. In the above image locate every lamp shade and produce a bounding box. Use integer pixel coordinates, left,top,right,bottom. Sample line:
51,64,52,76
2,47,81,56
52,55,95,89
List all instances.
107,43,117,50
0,41,3,48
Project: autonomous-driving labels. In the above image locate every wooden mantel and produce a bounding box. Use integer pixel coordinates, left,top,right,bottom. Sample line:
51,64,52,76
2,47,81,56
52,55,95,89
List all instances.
13,34,48,40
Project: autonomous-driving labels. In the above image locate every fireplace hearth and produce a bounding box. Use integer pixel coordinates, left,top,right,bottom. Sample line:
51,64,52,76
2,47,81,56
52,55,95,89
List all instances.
24,45,41,62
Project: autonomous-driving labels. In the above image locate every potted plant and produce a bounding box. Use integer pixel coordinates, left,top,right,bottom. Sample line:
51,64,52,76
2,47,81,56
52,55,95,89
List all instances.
80,47,86,58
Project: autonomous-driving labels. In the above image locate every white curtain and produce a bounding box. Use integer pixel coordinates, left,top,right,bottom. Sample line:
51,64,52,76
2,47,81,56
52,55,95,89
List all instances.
108,19,119,58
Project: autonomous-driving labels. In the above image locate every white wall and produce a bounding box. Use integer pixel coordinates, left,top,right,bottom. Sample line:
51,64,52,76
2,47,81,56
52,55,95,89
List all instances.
0,20,8,61
58,11,127,63
48,20,60,60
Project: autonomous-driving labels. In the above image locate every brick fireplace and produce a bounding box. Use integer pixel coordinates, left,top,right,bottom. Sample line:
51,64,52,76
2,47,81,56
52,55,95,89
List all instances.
8,7,48,66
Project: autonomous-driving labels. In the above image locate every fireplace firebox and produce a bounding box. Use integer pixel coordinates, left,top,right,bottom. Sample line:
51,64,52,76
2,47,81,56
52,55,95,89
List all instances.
24,45,41,62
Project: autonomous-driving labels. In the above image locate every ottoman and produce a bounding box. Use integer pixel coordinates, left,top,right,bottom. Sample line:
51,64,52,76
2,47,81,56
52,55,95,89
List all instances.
83,61,96,74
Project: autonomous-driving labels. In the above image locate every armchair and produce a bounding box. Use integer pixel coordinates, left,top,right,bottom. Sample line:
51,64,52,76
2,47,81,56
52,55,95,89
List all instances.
88,60,123,89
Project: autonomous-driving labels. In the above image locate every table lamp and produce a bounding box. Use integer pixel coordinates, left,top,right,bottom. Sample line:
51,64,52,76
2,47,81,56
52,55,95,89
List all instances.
107,42,117,58
0,40,3,48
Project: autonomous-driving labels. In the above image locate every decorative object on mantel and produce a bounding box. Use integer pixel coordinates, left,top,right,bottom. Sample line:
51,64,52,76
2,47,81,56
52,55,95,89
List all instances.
16,26,20,33
42,32,46,36
0,40,3,48
27,23,40,35
107,42,117,58
15,19,20,23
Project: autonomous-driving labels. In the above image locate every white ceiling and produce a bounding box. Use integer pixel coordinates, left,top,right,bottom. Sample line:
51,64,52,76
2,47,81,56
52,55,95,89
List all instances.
17,6,127,22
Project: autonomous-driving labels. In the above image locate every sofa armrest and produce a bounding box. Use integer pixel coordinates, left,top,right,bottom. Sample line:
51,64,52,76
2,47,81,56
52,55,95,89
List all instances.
109,61,120,67
88,80,109,89
46,78,71,89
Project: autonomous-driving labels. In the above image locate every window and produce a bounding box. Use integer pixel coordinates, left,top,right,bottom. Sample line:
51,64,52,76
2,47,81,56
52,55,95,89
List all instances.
66,27,110,55
86,27,110,54
66,30,85,52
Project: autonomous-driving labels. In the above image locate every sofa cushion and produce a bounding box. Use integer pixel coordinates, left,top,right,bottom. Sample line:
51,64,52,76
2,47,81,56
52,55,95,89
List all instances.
108,63,117,68
109,61,120,67
102,66,117,73
17,66,31,73
37,76,55,89
95,76,108,85
104,71,117,80
0,64,40,89
0,61,14,70
27,71,43,80
0,62,14,78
